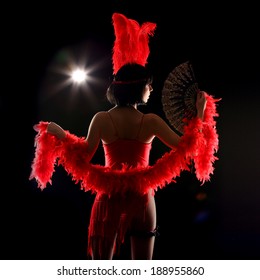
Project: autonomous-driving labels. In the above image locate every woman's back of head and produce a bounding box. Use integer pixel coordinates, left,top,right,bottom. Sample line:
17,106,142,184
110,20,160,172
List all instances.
115,63,152,82
106,63,153,106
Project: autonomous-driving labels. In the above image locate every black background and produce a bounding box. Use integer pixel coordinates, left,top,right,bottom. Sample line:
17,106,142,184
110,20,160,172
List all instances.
1,1,260,260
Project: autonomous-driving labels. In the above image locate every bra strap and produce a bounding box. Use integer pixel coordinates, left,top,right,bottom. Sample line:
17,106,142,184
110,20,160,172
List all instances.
107,112,119,137
107,111,144,139
136,114,144,139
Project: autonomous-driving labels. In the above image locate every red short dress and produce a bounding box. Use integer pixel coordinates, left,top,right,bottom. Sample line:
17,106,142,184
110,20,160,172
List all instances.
88,113,153,256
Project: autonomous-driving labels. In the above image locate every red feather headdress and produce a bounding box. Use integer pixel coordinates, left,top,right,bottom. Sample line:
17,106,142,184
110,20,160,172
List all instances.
112,13,157,74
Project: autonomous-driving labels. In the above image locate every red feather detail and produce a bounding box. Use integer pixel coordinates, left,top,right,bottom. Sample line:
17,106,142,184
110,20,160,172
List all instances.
30,94,220,194
193,94,221,183
112,13,157,74
29,122,60,189
29,125,89,190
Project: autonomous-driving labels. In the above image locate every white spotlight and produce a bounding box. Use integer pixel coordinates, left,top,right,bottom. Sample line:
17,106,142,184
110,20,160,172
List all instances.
71,69,87,84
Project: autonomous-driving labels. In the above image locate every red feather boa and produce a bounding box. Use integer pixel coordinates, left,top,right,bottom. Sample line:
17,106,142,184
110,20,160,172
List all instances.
30,95,220,194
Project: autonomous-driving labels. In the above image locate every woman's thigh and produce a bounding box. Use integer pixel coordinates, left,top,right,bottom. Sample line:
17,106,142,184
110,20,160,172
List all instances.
129,192,157,259
88,194,121,259
130,191,157,232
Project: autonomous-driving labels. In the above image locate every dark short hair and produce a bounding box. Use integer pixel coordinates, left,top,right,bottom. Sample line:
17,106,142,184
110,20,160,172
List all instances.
106,63,153,106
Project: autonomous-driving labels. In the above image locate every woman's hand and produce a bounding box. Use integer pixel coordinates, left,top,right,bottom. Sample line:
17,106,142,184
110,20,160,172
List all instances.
47,122,66,139
196,91,207,120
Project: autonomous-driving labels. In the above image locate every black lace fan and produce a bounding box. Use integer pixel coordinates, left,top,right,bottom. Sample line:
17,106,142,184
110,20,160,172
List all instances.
161,61,199,135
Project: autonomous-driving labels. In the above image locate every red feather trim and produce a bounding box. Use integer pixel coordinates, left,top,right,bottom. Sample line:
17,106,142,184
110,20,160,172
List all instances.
29,122,60,189
112,13,157,74
193,94,221,183
30,95,220,194
29,124,89,190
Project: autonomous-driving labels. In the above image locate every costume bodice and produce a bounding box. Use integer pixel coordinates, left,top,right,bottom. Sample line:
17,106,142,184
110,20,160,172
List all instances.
103,139,151,169
102,112,152,169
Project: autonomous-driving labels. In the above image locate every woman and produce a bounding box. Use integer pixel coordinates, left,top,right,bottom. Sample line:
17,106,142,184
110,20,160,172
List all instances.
46,63,207,259
30,12,219,260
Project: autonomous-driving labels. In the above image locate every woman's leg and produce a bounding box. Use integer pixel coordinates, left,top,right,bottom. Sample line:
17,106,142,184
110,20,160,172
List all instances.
130,191,157,260
88,194,121,260
91,235,116,260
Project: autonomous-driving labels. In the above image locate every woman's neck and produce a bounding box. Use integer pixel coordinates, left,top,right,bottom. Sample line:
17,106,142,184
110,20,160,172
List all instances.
116,104,137,109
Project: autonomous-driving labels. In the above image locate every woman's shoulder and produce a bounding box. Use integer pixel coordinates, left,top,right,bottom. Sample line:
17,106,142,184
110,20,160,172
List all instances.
144,112,163,122
90,111,110,125
144,112,158,118
143,113,169,129
93,111,109,119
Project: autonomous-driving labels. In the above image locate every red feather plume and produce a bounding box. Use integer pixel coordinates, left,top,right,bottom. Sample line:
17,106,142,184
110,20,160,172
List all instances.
112,13,157,74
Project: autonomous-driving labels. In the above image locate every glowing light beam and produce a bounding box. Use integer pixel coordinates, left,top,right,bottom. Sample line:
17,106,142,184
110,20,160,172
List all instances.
71,68,87,84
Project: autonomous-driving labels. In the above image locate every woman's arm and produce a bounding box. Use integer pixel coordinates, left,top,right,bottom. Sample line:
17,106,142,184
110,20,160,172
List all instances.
196,91,207,120
84,112,104,159
46,116,102,161
47,122,66,139
147,114,181,150
149,91,207,149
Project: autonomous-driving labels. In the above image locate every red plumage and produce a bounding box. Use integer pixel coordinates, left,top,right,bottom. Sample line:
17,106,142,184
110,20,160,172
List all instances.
112,13,157,74
30,94,220,194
